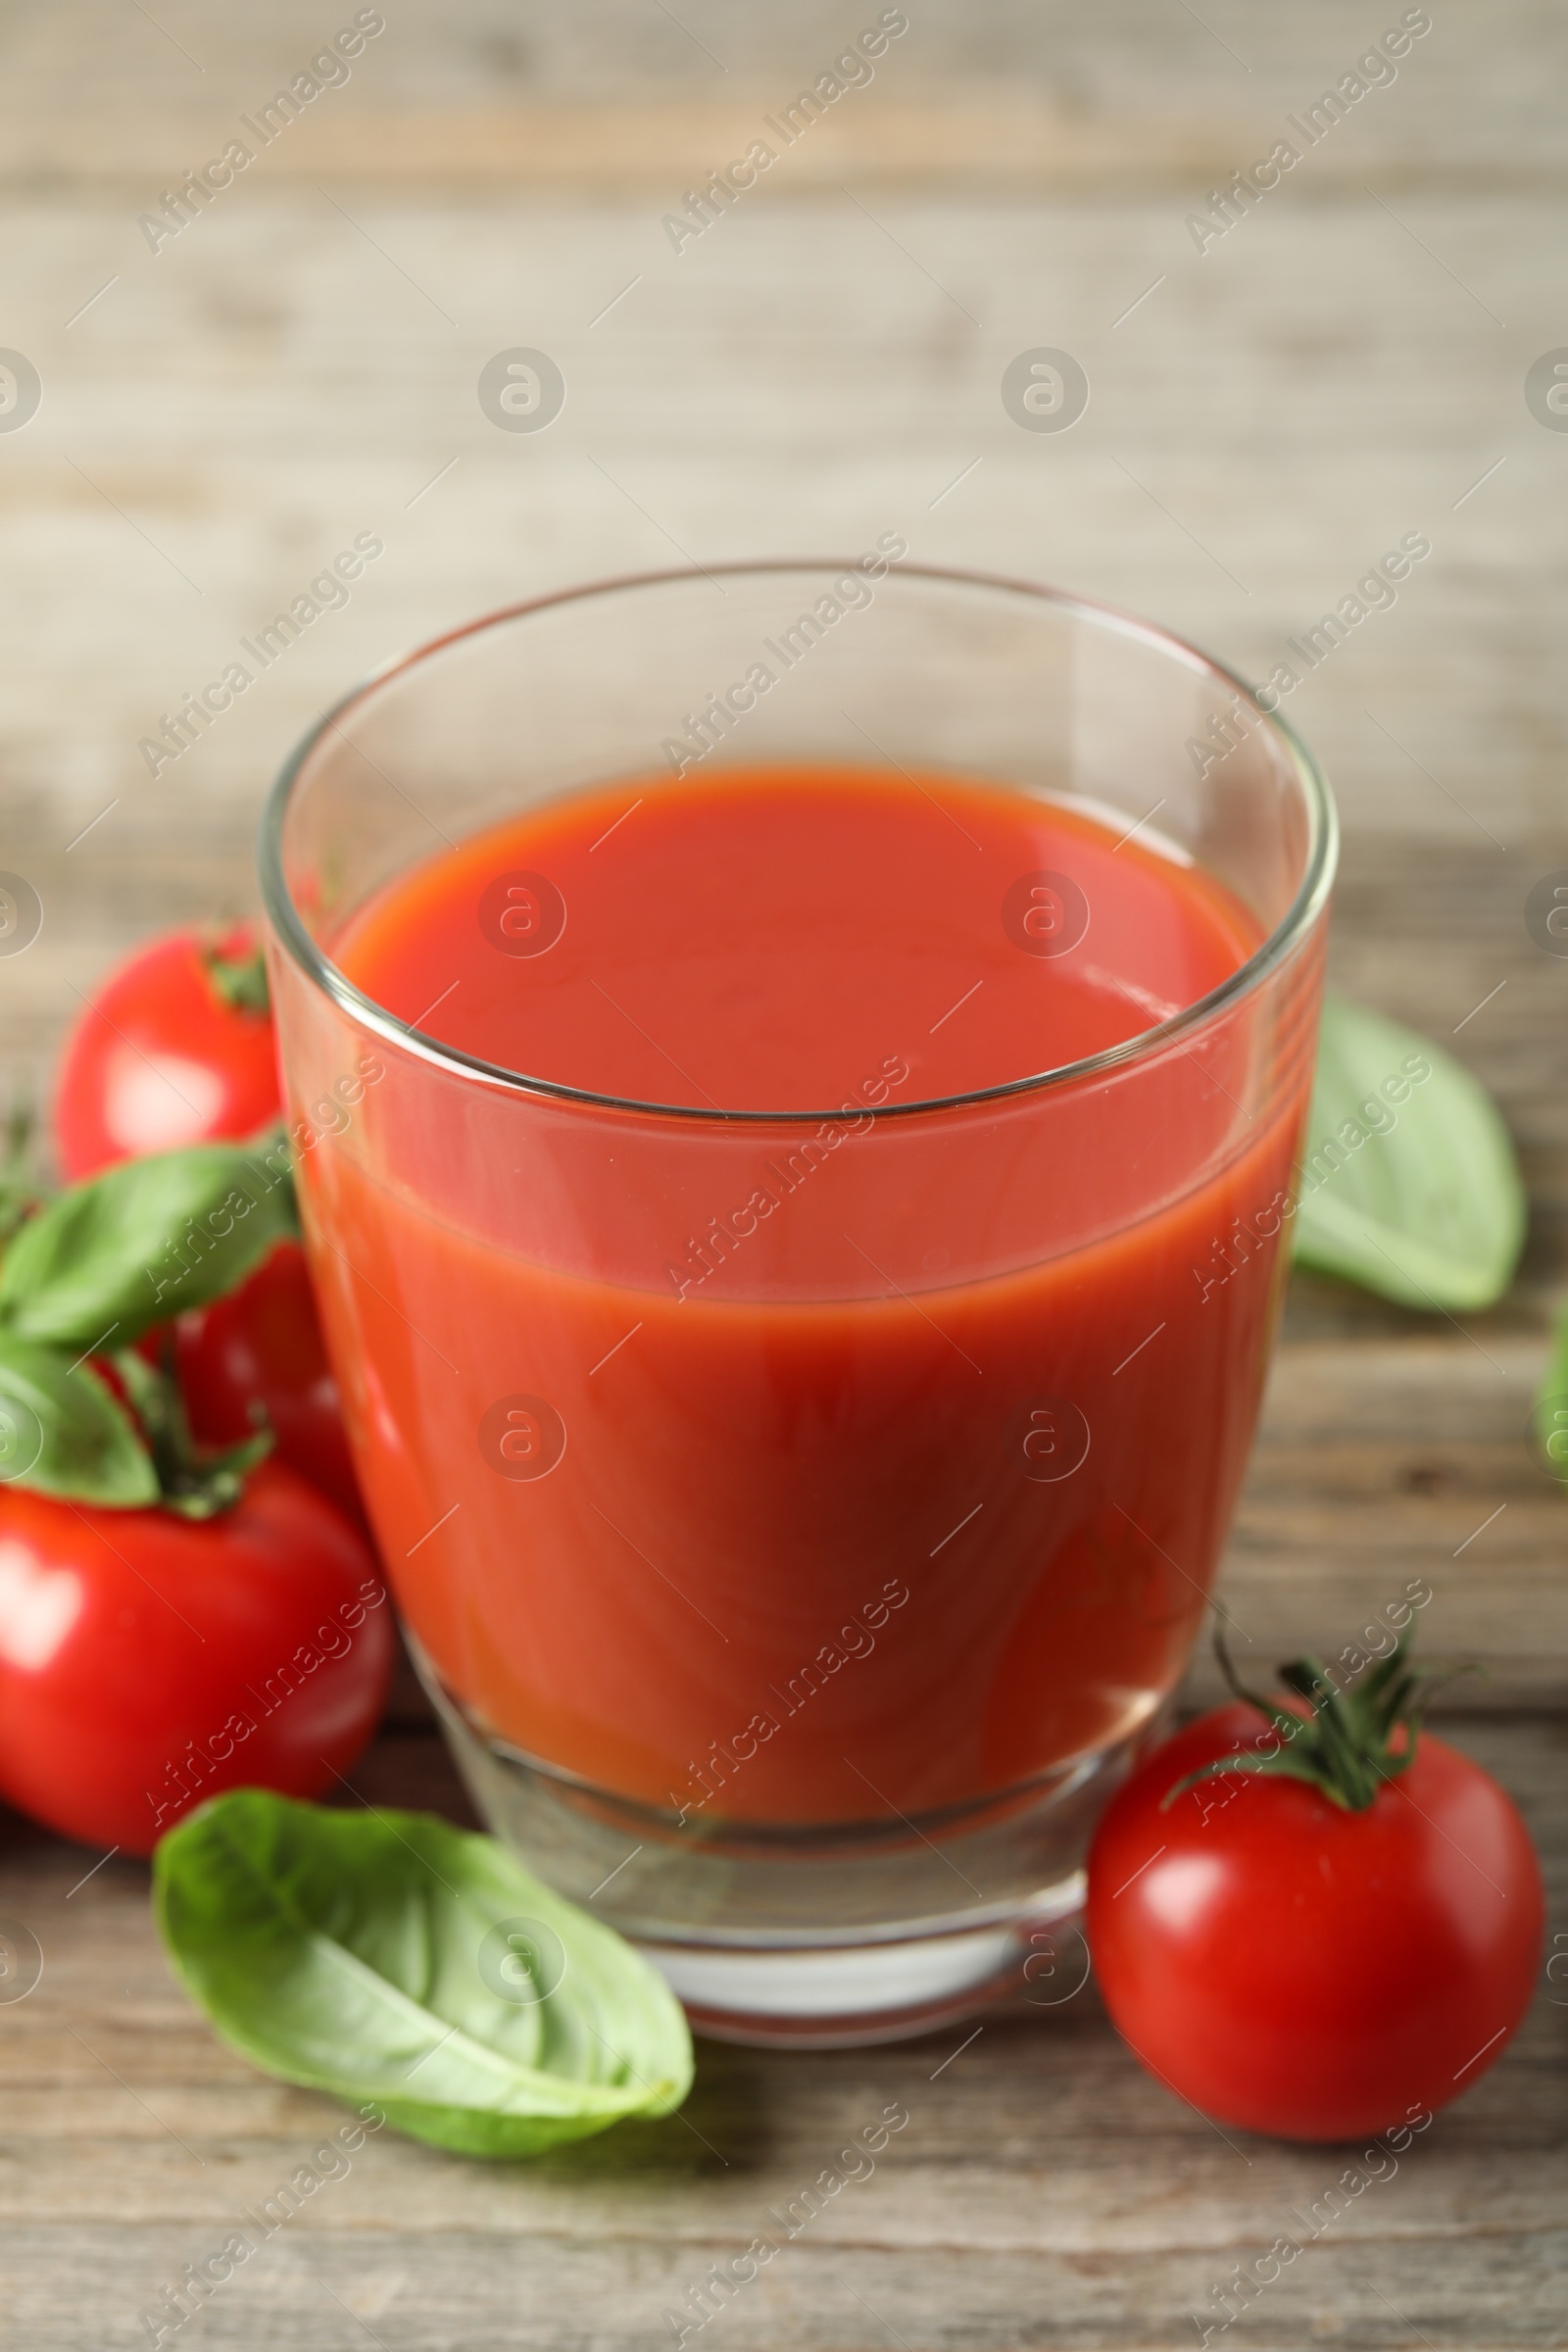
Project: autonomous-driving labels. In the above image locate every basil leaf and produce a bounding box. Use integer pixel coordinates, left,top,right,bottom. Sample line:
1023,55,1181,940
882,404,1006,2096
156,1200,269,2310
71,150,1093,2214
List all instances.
0,1140,296,1351
1533,1315,1568,1483
0,1330,157,1505
1293,997,1524,1312
153,1791,694,2158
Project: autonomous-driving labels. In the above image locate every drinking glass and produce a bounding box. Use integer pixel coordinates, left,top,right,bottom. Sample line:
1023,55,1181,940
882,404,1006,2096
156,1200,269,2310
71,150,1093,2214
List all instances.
261,564,1335,2046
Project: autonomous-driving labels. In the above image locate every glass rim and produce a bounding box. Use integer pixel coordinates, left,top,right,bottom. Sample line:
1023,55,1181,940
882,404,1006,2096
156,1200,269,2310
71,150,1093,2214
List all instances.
258,560,1338,1128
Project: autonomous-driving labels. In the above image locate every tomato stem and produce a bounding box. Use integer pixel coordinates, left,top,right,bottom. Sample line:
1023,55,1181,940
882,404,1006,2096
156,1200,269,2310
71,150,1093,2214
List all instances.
112,1343,272,1518
1162,1620,1473,1814
202,928,270,1017
0,1097,40,1245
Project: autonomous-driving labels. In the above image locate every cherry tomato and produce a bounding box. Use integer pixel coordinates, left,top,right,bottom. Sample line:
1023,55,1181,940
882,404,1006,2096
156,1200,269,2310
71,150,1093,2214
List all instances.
1087,1700,1544,2141
0,1461,392,1855
52,928,367,1528
175,1242,367,1532
54,926,279,1182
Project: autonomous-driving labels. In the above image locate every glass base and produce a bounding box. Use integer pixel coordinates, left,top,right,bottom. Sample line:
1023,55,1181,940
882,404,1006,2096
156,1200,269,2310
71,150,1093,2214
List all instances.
412,1637,1155,2047
640,1891,1084,2048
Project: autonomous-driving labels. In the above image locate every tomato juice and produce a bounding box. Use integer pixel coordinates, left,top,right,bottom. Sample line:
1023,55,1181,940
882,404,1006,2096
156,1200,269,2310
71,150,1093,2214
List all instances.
297,765,1315,1830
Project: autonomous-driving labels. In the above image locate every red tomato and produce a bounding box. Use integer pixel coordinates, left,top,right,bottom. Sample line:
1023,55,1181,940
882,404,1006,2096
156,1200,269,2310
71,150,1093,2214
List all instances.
0,1462,392,1855
1087,1701,1544,2141
52,927,366,1529
54,926,279,1182
175,1242,366,1532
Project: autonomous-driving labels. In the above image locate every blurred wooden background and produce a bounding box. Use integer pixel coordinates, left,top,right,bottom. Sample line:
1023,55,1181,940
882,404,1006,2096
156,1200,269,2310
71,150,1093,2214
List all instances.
1,4,1565,2346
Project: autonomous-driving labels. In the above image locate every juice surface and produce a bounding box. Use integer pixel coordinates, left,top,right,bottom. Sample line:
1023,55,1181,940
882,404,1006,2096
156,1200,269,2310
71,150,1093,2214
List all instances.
338,766,1257,1111
308,765,1308,1827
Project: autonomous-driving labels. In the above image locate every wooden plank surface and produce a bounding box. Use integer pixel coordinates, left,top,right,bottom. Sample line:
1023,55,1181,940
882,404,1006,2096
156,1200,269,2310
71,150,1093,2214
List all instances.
2,3,1566,2346
2,1718,1565,2350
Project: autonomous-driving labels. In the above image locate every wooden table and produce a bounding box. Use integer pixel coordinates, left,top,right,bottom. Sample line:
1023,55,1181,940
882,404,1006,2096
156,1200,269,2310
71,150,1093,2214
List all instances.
2,5,1565,2343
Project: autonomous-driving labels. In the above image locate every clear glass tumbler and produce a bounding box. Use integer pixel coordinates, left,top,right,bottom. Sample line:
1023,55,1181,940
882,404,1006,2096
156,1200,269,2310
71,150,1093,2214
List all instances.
261,564,1335,2046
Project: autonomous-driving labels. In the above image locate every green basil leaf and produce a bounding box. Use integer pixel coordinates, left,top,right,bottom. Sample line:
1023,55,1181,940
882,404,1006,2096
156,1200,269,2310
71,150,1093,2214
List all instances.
153,1791,694,2158
1292,997,1525,1312
0,1330,157,1505
1533,1315,1568,1483
0,1139,296,1351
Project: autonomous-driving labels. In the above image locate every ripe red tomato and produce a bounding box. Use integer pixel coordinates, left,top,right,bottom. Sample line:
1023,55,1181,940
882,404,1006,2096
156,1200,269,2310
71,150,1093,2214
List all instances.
0,1461,392,1855
54,926,279,1182
1087,1700,1544,2141
175,1242,367,1533
52,927,367,1529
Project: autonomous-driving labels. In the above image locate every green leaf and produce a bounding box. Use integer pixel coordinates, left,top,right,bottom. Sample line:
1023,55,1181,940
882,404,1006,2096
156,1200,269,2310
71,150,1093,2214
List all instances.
153,1791,694,2158
1533,1311,1568,1483
0,1330,157,1505
0,1139,297,1352
1292,997,1524,1312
